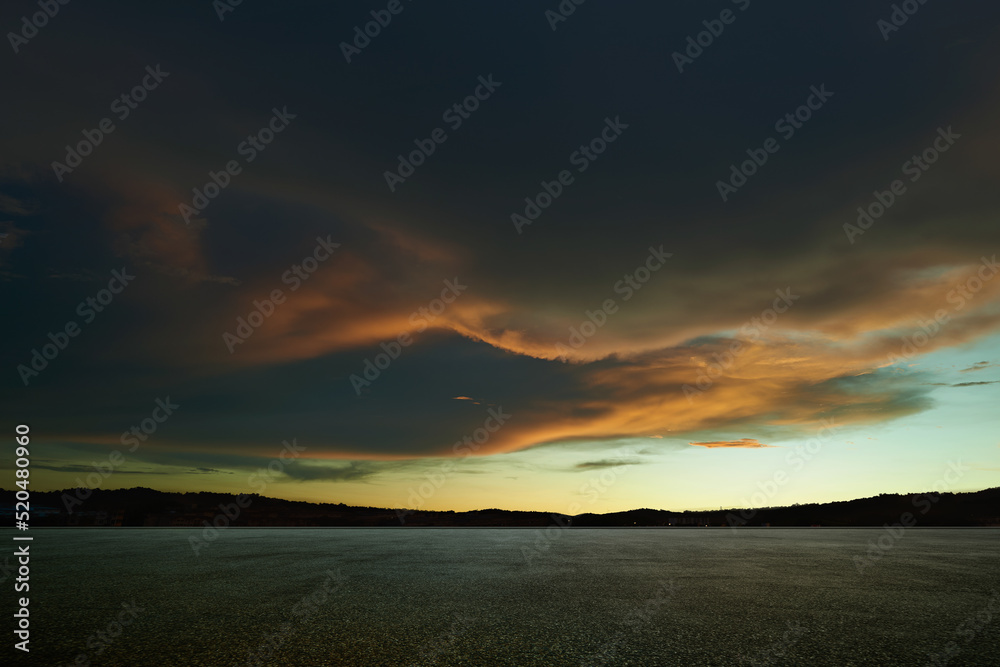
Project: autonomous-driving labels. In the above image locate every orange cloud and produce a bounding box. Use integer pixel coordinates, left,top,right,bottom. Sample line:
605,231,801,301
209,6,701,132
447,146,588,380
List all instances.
60,176,1000,460
689,439,774,449
178,246,1000,458
102,179,237,285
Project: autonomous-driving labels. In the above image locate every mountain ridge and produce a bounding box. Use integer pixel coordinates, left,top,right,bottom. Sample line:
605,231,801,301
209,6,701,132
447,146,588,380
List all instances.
3,485,998,527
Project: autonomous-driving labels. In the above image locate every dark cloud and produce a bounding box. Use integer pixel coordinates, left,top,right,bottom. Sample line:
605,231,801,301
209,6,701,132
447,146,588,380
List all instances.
960,361,996,372
30,462,230,475
2,0,999,487
573,459,641,471
279,462,381,483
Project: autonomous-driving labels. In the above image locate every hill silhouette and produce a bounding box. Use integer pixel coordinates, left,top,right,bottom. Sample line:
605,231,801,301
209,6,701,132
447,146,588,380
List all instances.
2,486,998,527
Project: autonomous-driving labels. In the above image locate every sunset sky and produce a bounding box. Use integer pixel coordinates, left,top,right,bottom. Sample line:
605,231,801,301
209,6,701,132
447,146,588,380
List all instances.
2,0,999,513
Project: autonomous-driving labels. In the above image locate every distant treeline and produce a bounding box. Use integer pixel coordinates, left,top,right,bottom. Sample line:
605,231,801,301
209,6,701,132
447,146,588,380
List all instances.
1,486,998,527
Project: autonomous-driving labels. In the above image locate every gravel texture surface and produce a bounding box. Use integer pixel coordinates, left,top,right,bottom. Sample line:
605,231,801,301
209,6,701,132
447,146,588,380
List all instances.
12,527,999,666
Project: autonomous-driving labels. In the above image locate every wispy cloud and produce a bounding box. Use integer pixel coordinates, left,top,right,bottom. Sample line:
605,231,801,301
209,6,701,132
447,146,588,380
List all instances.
279,461,381,482
573,458,641,470
31,462,233,475
688,439,775,449
0,194,32,216
960,361,996,373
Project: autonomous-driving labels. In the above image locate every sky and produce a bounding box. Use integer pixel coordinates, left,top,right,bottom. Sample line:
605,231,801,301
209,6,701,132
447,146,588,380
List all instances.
2,0,999,513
